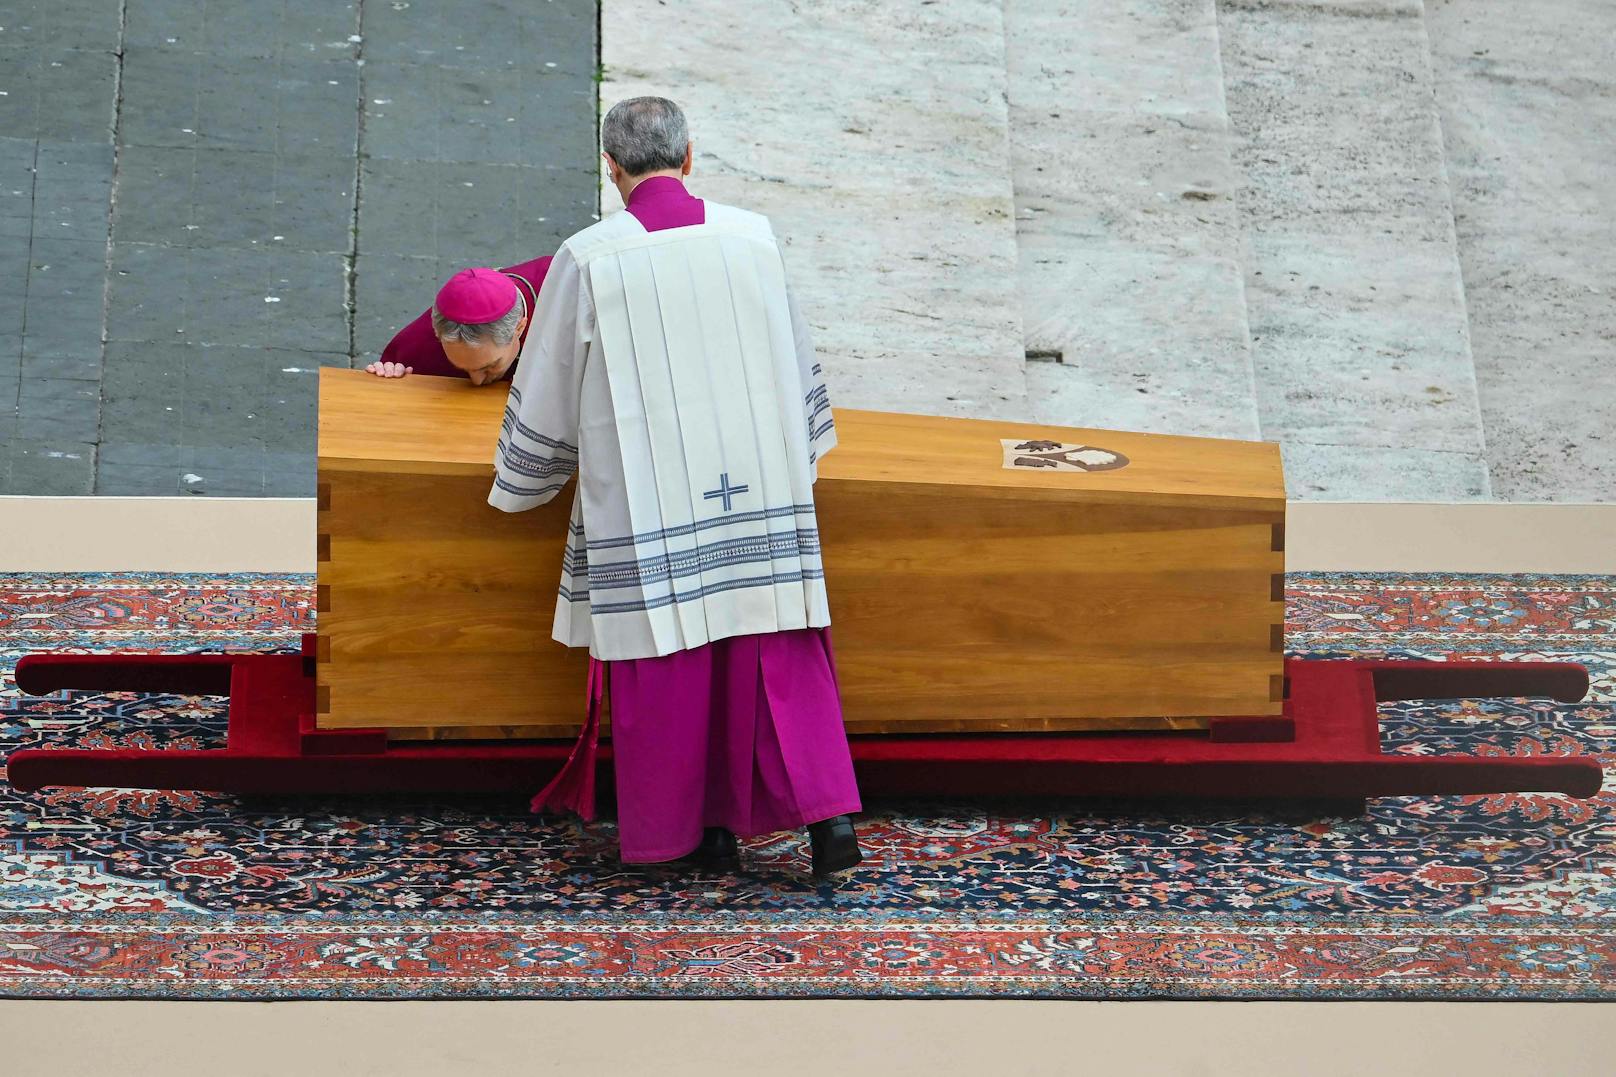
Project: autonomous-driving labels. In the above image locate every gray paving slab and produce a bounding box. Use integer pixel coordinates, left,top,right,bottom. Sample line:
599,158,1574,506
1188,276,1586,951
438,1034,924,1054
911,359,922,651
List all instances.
0,233,28,336
119,47,359,157
21,350,99,383
359,159,589,263
124,0,360,61
21,237,108,359
0,137,34,240
114,145,355,253
106,243,350,352
1,0,599,497
0,375,18,443
0,335,19,443
362,61,599,167
4,438,96,494
99,340,344,495
361,0,596,72
29,140,114,242
350,253,448,361
96,460,269,496
264,470,316,497
18,375,98,442
0,0,125,52
0,48,120,143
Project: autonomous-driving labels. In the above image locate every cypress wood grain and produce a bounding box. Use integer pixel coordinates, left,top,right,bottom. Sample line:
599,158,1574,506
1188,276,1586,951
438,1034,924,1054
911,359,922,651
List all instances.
317,369,1286,738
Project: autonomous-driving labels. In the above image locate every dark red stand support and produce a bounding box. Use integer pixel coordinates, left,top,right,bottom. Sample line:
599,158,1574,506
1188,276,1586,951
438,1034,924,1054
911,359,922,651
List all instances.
5,636,1603,802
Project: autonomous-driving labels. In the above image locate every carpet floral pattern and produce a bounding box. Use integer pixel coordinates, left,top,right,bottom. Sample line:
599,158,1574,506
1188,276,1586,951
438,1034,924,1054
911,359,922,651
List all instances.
1,573,1612,999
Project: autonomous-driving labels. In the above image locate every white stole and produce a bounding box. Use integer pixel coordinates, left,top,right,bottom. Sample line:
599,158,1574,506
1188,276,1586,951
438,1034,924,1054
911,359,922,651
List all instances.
555,205,833,659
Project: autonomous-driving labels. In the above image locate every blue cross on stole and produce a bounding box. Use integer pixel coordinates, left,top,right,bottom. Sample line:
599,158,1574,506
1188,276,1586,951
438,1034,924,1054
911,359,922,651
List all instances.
702,472,750,512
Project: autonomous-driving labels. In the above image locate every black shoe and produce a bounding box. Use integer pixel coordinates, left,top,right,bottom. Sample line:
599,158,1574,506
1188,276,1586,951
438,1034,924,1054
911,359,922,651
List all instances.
808,815,862,877
692,826,738,864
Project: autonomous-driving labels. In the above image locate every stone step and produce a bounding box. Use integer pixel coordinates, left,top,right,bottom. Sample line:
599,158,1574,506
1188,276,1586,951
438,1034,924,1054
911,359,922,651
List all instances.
602,0,1029,420
1217,0,1491,500
1423,0,1615,502
1006,0,1262,441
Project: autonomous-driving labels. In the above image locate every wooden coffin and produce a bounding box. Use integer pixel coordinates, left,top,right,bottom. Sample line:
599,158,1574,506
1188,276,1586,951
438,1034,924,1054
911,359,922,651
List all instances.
317,368,1286,739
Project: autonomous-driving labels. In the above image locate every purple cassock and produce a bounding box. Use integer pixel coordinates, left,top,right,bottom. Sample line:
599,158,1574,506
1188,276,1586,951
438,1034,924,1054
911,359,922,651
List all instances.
531,175,862,863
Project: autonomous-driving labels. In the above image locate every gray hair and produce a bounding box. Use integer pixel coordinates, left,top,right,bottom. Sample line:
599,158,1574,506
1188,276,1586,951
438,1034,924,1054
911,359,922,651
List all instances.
431,297,524,347
602,96,689,176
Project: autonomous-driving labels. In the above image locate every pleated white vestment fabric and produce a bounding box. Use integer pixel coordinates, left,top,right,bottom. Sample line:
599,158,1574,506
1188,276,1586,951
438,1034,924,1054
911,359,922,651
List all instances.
488,202,838,660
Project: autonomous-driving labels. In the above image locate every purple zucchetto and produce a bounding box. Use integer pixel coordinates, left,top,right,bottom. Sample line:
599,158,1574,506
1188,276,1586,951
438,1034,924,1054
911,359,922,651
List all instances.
435,267,519,324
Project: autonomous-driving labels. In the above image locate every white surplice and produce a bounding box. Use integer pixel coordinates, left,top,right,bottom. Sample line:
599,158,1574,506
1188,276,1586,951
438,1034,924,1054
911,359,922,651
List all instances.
488,202,838,661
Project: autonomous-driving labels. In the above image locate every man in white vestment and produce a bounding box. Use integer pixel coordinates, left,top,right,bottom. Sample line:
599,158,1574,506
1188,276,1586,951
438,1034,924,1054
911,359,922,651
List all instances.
490,97,863,876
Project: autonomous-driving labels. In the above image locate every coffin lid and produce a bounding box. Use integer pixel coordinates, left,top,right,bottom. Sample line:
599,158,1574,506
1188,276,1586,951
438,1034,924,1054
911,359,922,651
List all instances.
319,368,1285,512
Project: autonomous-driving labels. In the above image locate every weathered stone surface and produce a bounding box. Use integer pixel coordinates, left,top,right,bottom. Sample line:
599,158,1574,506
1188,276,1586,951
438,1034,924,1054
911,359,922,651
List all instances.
1012,110,1245,261
123,0,359,60
1009,0,1261,440
21,237,107,359
30,140,113,243
0,0,1601,503
0,375,18,443
1426,0,1616,502
0,48,119,143
18,375,98,442
1281,441,1491,501
106,243,350,353
114,146,355,254
0,0,601,496
1220,0,1491,498
603,0,1028,419
2,439,96,495
1244,231,1484,454
362,62,598,169
359,159,589,265
98,341,345,496
1,0,125,52
361,0,595,72
119,47,360,157
1024,247,1259,438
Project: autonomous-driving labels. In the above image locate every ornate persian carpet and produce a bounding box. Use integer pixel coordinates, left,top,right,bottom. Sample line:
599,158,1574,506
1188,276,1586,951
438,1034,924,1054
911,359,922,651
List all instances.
1,572,1613,1000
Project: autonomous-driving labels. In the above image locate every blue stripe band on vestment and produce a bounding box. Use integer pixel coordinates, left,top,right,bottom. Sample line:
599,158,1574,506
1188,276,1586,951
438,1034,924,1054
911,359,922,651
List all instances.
569,533,821,588
587,568,827,614
568,527,820,568
497,439,576,478
500,397,579,456
494,476,569,499
582,504,818,551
